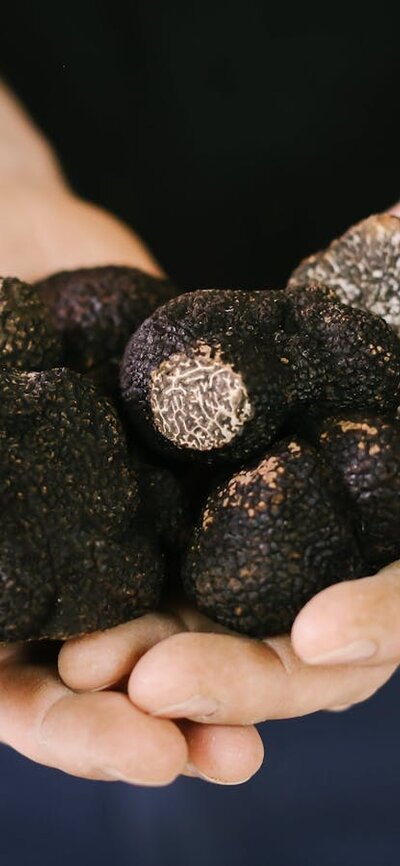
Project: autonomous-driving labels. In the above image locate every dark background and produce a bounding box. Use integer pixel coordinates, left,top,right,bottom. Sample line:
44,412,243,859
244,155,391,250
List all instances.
1,4,400,865
2,3,399,288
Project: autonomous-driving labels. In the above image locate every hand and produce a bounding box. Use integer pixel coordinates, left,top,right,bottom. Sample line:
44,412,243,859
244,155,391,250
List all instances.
0,80,263,785
60,574,397,731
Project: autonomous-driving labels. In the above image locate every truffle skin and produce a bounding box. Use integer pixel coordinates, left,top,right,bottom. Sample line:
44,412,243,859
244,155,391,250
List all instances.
121,287,400,463
34,266,177,391
183,437,364,637
0,368,163,642
135,463,189,552
41,532,163,639
0,536,55,641
288,213,400,335
285,284,400,411
0,276,62,371
313,414,400,571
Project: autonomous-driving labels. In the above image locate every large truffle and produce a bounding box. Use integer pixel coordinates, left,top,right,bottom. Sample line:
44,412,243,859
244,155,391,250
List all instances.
288,213,400,334
183,437,364,636
0,368,163,642
183,410,400,637
0,276,61,371
34,266,177,393
120,287,400,463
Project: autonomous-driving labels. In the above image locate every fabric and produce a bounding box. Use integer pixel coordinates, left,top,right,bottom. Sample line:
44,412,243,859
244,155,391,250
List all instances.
1,673,400,866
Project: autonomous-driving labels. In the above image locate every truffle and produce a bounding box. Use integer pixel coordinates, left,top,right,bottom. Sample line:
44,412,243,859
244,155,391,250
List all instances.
183,409,400,637
120,286,400,463
121,289,293,462
34,265,177,392
182,437,364,636
288,213,400,334
0,367,163,642
0,276,61,371
311,413,400,571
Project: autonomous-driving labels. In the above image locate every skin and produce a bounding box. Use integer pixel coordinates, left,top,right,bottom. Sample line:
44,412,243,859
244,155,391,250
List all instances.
0,80,263,786
2,79,400,786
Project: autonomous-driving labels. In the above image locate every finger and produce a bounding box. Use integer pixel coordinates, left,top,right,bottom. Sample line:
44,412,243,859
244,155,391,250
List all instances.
59,621,264,785
128,632,395,725
291,562,400,667
0,647,187,785
58,612,186,692
58,602,230,692
182,721,264,785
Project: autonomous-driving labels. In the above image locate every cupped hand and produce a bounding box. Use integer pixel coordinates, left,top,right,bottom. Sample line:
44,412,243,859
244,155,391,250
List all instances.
61,569,397,730
58,608,264,784
126,563,400,725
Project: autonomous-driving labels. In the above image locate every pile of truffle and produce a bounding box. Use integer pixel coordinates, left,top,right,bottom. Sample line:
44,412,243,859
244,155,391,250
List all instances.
1,212,400,642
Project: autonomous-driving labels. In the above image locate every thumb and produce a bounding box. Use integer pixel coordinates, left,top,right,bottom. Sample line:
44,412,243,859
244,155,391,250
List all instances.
291,561,400,667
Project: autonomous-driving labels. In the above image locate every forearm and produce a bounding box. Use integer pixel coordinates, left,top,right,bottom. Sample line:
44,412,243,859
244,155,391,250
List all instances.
0,79,67,191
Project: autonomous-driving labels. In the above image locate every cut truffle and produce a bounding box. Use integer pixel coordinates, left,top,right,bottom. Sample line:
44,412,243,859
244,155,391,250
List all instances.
120,286,400,463
183,437,364,636
288,213,400,335
0,367,163,642
121,289,295,462
34,266,177,393
0,276,61,371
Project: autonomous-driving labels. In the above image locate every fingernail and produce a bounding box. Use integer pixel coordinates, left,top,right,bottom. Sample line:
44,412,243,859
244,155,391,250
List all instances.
185,763,251,786
153,694,219,719
303,639,378,665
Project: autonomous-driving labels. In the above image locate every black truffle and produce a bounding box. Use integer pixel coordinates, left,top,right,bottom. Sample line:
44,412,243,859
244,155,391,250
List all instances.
288,213,400,335
121,289,293,462
0,367,163,642
311,413,400,571
183,437,364,636
120,287,400,463
0,276,61,371
34,266,177,392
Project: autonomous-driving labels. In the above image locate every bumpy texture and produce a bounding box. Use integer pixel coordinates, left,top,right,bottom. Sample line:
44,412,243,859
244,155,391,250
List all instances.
285,285,400,411
133,461,189,552
0,368,163,642
288,214,400,334
313,414,400,570
120,287,400,463
35,266,177,392
0,276,62,371
183,437,365,636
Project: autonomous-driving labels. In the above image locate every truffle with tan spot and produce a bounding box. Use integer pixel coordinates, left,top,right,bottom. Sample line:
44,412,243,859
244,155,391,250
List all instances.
183,436,364,637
